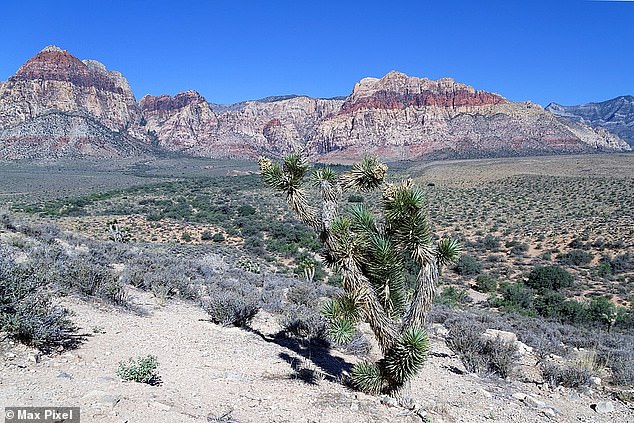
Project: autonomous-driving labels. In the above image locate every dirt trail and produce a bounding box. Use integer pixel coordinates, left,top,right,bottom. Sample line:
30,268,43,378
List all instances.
1,292,631,422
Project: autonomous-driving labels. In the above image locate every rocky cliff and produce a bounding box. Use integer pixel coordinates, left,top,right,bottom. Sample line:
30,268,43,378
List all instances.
0,47,630,161
0,46,152,158
546,96,634,147
305,71,629,160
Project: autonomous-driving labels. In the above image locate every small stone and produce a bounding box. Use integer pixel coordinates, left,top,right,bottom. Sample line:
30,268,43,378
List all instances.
380,395,399,407
514,341,533,355
592,401,614,414
82,390,121,408
150,401,171,411
482,329,517,344
350,403,359,411
542,408,557,418
525,395,546,408
57,371,73,379
430,323,449,337
512,392,527,401
5,353,16,359
478,388,493,399
589,376,601,386
27,354,39,364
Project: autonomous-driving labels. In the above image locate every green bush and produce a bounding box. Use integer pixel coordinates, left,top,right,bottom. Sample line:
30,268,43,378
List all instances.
475,274,498,293
117,355,160,384
558,249,593,266
454,255,483,277
526,266,574,291
237,204,257,216
493,282,535,314
482,234,500,251
436,286,471,307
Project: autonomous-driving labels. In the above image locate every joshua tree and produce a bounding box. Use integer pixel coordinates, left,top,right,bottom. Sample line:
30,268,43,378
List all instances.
107,219,131,243
259,154,460,395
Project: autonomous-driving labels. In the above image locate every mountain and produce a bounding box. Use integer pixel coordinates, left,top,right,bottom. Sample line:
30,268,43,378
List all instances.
0,46,630,161
546,96,634,147
0,46,154,158
306,71,629,160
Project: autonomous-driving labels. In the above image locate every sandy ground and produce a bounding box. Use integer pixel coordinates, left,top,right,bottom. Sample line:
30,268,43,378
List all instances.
1,291,632,423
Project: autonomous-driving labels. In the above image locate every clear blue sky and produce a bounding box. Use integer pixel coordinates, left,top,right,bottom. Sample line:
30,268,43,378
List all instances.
0,0,632,106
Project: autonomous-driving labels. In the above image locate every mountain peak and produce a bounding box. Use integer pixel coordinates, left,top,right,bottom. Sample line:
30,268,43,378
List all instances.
139,90,208,113
9,46,130,96
40,45,65,53
345,71,506,113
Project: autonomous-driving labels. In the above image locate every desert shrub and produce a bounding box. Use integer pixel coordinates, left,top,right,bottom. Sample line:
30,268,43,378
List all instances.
526,265,574,291
493,282,535,314
278,306,329,344
327,272,343,287
482,234,500,251
603,252,633,274
202,290,259,327
60,258,128,306
606,352,634,386
435,286,471,306
237,204,257,216
286,283,319,307
454,255,482,277
541,362,592,388
475,274,498,293
212,232,225,242
117,355,160,384
509,242,529,257
558,249,593,266
0,262,76,351
120,254,199,300
445,320,517,377
335,330,372,356
1,213,16,230
201,230,214,241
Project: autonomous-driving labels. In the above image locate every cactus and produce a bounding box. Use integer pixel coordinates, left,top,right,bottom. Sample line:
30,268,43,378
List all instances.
259,154,460,395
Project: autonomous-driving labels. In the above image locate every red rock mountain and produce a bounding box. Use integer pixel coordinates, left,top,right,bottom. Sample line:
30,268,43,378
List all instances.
0,46,151,159
0,47,629,160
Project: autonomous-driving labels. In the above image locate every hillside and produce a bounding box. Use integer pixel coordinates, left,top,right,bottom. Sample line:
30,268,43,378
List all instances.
546,96,634,148
0,46,630,161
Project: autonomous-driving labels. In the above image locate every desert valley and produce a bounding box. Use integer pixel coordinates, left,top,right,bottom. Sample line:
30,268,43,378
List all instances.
0,40,633,423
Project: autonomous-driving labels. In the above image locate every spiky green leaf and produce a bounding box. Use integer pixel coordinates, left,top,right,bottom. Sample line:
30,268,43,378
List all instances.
436,238,462,266
328,317,355,344
349,204,377,235
341,156,388,192
364,234,406,317
383,327,429,386
351,361,384,394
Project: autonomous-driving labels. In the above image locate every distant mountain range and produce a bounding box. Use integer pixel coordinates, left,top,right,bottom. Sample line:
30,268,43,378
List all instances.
0,46,630,160
546,96,634,148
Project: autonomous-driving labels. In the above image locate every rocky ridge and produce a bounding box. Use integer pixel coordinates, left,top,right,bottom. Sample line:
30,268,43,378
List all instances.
0,46,630,160
546,96,634,147
0,46,152,158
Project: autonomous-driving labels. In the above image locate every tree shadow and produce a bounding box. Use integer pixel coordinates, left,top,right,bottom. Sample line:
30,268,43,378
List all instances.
245,327,353,384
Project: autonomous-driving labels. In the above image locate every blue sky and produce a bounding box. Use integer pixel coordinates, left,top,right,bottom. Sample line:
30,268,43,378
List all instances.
0,0,632,105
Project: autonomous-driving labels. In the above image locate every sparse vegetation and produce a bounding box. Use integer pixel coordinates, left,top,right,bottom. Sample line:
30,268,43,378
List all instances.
117,354,160,384
1,154,632,418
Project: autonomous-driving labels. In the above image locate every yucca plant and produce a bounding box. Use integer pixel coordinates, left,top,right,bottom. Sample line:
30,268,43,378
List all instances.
259,154,460,395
